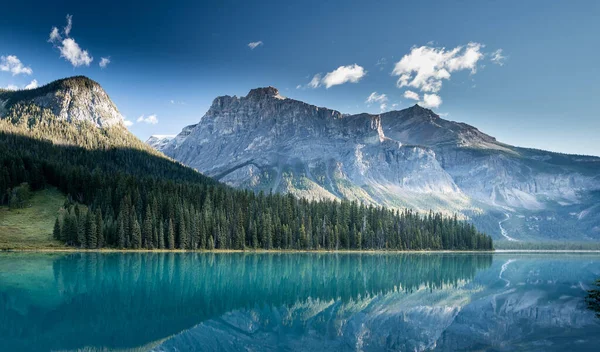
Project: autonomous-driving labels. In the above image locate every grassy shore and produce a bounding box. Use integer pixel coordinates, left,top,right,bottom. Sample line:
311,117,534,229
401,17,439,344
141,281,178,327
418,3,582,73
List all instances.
0,188,66,250
2,189,598,254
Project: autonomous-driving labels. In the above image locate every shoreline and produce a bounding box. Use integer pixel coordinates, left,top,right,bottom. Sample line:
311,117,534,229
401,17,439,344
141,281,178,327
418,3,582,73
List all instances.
2,248,600,254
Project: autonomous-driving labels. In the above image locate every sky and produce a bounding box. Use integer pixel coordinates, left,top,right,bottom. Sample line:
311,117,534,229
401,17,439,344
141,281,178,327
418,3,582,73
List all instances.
1,0,599,156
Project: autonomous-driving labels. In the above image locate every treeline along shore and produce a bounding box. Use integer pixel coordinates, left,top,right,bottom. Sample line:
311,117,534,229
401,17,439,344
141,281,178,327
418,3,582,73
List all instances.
0,89,492,252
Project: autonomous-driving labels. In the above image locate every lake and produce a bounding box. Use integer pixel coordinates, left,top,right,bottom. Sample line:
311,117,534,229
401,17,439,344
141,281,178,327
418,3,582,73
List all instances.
1,252,599,351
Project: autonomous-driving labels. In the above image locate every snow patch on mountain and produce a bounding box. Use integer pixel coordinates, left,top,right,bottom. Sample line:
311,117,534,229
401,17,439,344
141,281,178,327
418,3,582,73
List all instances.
149,87,600,242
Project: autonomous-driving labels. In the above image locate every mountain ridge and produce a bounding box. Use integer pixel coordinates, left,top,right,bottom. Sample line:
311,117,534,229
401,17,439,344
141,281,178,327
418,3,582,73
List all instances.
1,76,491,252
153,86,600,242
0,76,124,128
0,76,155,152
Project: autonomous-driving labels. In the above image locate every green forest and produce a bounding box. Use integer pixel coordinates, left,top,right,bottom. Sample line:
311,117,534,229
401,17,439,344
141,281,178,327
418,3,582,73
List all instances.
0,84,492,251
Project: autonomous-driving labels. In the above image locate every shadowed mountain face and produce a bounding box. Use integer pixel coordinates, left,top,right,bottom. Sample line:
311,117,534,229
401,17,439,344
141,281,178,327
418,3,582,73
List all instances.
152,87,600,242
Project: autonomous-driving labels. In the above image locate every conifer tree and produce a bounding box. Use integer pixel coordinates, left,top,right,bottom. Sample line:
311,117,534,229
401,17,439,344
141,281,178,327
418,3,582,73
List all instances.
177,211,186,249
53,218,61,241
85,211,97,249
117,215,125,248
143,205,153,249
131,217,142,249
167,218,175,250
95,208,104,248
158,223,165,249
77,211,85,248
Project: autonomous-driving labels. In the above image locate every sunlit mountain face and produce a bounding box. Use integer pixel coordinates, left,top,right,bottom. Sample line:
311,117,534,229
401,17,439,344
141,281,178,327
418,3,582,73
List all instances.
153,88,600,244
1,252,599,351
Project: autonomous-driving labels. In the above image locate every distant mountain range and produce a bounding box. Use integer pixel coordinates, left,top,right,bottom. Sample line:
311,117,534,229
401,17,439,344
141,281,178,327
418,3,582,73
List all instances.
3,76,490,251
149,87,600,242
1,77,595,243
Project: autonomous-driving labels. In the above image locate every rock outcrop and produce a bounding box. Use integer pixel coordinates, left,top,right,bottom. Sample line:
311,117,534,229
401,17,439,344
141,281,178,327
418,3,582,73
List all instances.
0,76,125,128
155,87,600,242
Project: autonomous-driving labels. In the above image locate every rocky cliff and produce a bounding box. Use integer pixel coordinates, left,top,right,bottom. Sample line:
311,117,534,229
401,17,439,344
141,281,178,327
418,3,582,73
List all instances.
0,76,124,128
153,87,600,242
0,76,154,152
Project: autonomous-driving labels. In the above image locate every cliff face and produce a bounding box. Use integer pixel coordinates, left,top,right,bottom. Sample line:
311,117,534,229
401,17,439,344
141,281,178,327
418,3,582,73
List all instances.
153,87,600,242
0,76,157,153
159,87,465,210
0,76,125,128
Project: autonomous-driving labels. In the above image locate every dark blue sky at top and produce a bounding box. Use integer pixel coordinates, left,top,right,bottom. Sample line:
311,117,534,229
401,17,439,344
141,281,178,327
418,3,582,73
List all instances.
1,0,599,155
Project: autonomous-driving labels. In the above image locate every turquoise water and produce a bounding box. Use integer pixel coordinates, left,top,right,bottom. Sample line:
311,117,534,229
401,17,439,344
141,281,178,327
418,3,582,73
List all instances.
0,252,599,351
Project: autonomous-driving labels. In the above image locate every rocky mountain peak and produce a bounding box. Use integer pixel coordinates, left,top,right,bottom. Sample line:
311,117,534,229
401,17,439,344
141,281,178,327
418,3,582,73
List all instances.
246,86,282,99
152,87,600,242
0,76,125,128
146,135,176,151
404,104,439,119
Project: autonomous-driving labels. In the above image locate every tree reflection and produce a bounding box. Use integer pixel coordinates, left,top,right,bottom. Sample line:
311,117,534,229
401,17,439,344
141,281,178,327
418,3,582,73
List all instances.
1,253,491,351
587,279,600,318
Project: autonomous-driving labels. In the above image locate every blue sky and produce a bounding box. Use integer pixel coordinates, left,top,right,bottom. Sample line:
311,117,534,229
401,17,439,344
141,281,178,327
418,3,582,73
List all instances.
1,0,599,156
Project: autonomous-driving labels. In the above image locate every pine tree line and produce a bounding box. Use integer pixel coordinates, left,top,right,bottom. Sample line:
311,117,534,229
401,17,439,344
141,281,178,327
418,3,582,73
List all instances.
1,124,493,251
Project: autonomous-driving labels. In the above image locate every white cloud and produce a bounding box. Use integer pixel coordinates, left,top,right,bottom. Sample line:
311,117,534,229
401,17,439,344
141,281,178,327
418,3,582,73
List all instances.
421,94,442,109
322,64,366,88
366,92,388,104
123,119,134,127
366,92,388,112
403,90,420,101
300,64,366,89
376,58,387,70
298,74,322,89
64,14,73,36
49,14,93,67
307,74,322,88
59,38,93,67
0,55,33,76
24,79,38,89
2,79,40,91
48,27,61,42
99,57,110,68
392,42,484,93
137,114,158,124
490,49,507,66
248,41,263,49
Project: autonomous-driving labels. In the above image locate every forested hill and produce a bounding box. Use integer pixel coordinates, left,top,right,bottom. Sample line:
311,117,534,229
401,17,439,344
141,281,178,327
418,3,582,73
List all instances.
0,76,493,251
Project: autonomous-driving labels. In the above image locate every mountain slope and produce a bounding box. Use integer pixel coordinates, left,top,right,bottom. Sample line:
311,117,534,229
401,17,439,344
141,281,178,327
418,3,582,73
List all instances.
159,88,469,211
1,77,491,251
0,76,121,126
155,87,600,242
0,76,153,152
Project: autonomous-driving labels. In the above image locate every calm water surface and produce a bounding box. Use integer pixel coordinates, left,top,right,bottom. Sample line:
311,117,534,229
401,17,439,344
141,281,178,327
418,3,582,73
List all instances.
1,252,599,351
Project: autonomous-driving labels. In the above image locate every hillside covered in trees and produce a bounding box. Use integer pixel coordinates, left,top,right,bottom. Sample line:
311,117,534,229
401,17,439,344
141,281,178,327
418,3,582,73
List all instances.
0,77,493,251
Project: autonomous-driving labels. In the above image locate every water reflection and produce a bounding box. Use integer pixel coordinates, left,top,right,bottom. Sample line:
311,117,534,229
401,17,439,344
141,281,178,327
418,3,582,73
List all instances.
0,253,599,351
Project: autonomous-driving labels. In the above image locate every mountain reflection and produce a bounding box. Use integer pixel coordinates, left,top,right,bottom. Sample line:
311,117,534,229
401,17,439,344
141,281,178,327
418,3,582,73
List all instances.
0,253,491,351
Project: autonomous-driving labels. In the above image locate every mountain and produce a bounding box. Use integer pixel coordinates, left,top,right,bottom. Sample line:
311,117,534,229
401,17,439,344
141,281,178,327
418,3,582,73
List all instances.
146,135,175,150
0,76,123,128
1,76,490,251
0,76,150,151
154,87,600,243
